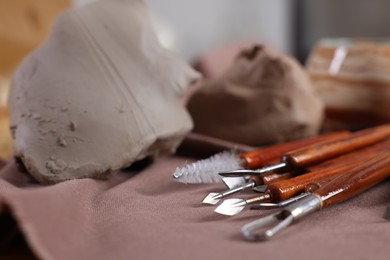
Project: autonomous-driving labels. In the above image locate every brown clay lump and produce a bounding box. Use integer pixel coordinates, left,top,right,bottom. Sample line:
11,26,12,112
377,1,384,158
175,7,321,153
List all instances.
187,44,323,145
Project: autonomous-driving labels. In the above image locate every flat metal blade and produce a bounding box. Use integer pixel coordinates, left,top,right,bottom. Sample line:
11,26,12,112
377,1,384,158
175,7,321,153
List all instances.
214,199,246,216
222,177,247,189
202,192,222,205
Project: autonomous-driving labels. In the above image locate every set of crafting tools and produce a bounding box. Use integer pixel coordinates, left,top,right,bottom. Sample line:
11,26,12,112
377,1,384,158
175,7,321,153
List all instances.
173,124,390,241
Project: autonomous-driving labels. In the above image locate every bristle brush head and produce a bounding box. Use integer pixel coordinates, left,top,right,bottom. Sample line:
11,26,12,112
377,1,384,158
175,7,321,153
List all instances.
172,150,242,184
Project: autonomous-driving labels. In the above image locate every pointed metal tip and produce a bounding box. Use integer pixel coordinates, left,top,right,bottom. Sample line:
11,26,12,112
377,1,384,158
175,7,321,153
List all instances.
214,199,246,216
222,177,247,189
202,193,222,205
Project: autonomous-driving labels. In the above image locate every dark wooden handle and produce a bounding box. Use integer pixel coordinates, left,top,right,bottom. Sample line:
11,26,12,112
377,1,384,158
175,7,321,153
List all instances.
266,139,390,202
258,171,296,185
315,151,390,208
283,124,390,168
248,171,297,186
248,157,299,185
240,131,350,169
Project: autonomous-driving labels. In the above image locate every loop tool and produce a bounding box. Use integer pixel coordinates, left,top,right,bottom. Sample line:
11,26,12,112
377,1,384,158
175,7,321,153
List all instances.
242,194,321,241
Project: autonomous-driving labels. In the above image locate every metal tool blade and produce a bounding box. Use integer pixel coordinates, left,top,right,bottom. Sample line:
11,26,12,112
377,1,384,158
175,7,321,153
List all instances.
222,177,247,189
214,199,246,216
202,192,222,205
203,182,256,205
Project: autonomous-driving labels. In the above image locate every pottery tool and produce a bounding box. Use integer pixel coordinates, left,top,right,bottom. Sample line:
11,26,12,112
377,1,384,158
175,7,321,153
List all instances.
222,167,303,191
214,138,390,215
219,123,390,177
241,151,390,241
174,130,350,184
202,169,300,205
203,125,390,204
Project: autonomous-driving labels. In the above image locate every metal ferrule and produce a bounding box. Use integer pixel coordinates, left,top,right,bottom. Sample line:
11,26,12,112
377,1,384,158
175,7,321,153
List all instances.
283,194,322,220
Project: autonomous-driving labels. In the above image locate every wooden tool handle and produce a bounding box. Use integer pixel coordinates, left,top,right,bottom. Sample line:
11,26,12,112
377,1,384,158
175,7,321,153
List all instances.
316,151,390,208
248,157,300,185
283,124,390,168
256,171,296,185
266,139,390,202
240,131,350,169
249,171,296,186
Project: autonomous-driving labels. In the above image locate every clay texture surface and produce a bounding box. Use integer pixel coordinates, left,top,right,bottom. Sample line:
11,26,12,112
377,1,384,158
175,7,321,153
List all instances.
8,0,199,183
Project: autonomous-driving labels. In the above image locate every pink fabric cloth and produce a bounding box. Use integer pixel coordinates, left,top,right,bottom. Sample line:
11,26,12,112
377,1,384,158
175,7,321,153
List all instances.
0,135,390,260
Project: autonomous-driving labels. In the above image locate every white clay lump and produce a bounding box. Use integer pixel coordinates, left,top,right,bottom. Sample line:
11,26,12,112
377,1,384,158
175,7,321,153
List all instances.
8,0,200,183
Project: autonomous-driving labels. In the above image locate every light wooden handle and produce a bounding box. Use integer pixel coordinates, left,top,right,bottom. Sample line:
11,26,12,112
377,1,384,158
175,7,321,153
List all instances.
283,124,390,168
267,139,390,201
316,151,390,208
241,131,350,169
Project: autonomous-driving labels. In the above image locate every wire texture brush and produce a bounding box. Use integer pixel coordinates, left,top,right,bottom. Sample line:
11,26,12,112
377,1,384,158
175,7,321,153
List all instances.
172,150,242,183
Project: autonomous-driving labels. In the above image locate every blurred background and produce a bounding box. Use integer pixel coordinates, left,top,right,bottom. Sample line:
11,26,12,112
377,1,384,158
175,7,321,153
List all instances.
0,0,390,158
144,0,390,62
2,0,390,67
